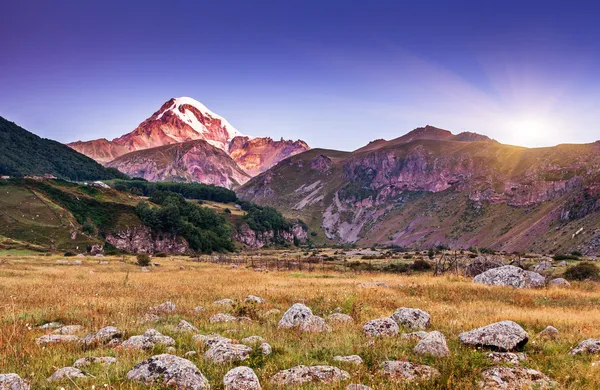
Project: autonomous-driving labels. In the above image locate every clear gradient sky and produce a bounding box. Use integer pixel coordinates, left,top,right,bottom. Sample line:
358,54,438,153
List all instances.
2,0,600,151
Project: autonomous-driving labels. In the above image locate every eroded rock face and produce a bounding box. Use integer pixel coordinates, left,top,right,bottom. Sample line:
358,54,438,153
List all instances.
229,136,310,176
459,321,529,351
105,226,189,254
569,339,600,355
127,354,210,390
204,342,252,364
234,222,307,248
413,331,450,357
0,373,30,390
479,366,556,389
47,367,86,382
270,365,350,387
298,315,332,333
278,304,313,329
73,356,117,368
473,266,545,289
382,360,440,382
391,308,431,330
121,329,175,350
223,366,262,390
363,317,400,337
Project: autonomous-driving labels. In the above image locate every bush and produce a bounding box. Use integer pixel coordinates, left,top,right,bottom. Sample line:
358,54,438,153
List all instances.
63,251,75,257
224,208,231,214
154,252,167,258
554,253,579,261
136,254,151,266
411,259,432,271
564,262,599,281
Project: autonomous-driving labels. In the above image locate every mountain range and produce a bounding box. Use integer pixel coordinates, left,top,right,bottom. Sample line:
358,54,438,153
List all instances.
68,97,309,187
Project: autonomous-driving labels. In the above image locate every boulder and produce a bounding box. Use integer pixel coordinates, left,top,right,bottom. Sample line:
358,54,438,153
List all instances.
401,331,429,341
362,317,400,337
538,326,559,340
174,320,198,333
0,374,30,390
47,367,86,382
413,331,450,357
327,313,354,324
73,356,117,368
121,329,175,350
548,278,571,287
244,295,265,304
194,306,205,313
569,339,600,355
487,352,526,365
533,261,553,273
277,303,313,329
214,298,235,306
223,366,262,390
479,366,556,389
193,334,233,349
259,343,272,356
465,256,505,277
205,342,252,364
473,265,545,288
459,321,529,351
391,308,431,330
150,301,176,314
35,334,79,345
209,313,251,323
38,322,63,330
333,355,363,365
382,360,440,382
139,313,160,324
299,315,332,333
270,365,350,387
127,354,209,389
53,325,84,335
80,326,122,346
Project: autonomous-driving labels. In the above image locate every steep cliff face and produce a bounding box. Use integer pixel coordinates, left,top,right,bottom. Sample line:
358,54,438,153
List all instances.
106,140,250,189
228,136,310,176
234,222,308,248
239,127,600,254
105,226,189,254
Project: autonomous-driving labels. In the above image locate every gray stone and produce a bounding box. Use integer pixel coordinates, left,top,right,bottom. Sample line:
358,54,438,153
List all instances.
538,326,559,340
73,356,117,368
174,320,198,333
35,334,79,345
333,355,363,365
487,352,527,365
79,326,122,346
38,322,63,330
259,343,272,356
121,329,175,350
569,339,600,355
209,313,239,323
150,301,176,314
401,331,429,341
194,306,205,313
413,331,450,357
358,281,389,288
473,265,545,288
548,278,571,287
127,354,209,389
53,325,83,335
240,336,265,345
139,313,160,324
299,315,331,333
47,367,86,382
193,333,233,349
223,366,262,390
277,303,313,329
244,295,265,304
0,374,30,390
214,298,235,306
459,321,529,351
362,317,399,337
345,385,373,390
327,313,354,324
391,308,431,330
204,342,252,364
479,366,556,389
270,365,350,386
382,360,440,382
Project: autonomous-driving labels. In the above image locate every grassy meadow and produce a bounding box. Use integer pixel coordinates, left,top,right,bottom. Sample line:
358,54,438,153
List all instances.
1,254,600,389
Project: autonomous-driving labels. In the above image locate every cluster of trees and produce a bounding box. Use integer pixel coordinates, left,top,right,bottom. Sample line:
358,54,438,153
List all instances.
136,191,234,253
0,116,127,181
113,180,236,202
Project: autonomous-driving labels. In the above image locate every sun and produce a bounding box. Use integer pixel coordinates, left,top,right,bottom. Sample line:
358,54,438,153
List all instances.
505,118,553,147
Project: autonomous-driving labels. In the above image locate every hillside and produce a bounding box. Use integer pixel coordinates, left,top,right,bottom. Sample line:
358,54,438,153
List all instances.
238,126,600,254
0,116,126,181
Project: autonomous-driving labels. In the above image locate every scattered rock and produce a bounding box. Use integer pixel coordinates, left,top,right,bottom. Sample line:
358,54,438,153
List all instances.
210,313,241,323
414,331,450,357
533,261,553,273
127,354,210,389
558,261,568,267
193,334,233,349
459,321,529,351
382,360,440,382
277,303,313,329
166,346,177,354
72,260,82,265
259,343,272,355
184,351,197,358
479,366,556,389
205,342,252,364
223,366,262,390
465,256,505,277
487,352,527,365
401,331,429,341
570,339,600,355
121,329,175,350
334,355,363,365
362,317,399,337
35,334,79,345
538,326,559,340
73,356,117,368
473,265,545,289
214,298,235,306
240,336,265,345
299,315,332,333
548,278,571,287
346,385,373,390
139,313,160,324
47,367,86,382
245,295,265,304
150,301,176,314
0,373,30,390
53,325,83,335
80,326,122,346
270,365,350,387
174,320,198,333
327,313,354,324
194,306,205,313
391,308,431,330
38,322,63,330
358,281,389,288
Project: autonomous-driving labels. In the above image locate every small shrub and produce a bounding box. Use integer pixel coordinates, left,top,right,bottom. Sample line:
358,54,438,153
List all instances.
571,250,583,257
136,253,151,266
224,208,231,214
63,251,75,257
411,259,432,272
154,252,167,258
384,263,410,273
310,231,317,237
564,262,599,281
554,253,579,261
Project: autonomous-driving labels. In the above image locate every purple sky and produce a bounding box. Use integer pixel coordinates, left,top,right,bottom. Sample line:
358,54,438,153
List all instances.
2,0,600,150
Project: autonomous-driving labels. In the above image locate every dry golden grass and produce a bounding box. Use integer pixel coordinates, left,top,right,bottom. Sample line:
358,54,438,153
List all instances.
1,254,600,389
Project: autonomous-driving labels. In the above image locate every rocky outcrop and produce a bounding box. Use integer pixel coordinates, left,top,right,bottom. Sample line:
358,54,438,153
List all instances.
229,136,309,176
127,354,210,389
569,339,600,355
234,222,307,248
105,226,189,254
